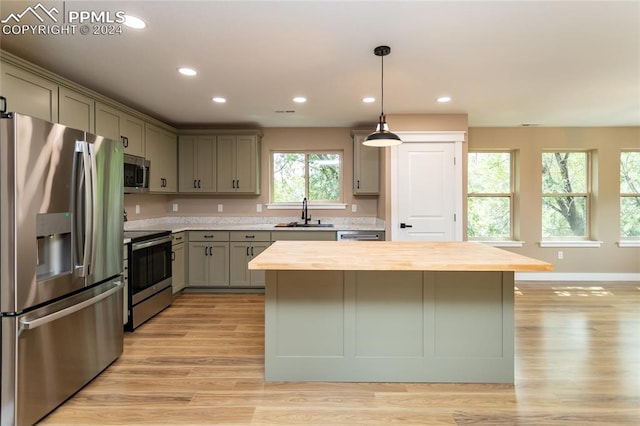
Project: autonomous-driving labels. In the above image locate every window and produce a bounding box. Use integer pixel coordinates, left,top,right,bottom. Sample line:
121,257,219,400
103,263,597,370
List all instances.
620,151,640,238
271,151,343,204
467,152,513,240
542,152,590,239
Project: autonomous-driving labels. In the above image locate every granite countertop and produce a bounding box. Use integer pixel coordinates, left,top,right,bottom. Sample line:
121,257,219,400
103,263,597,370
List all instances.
248,241,554,272
124,216,385,234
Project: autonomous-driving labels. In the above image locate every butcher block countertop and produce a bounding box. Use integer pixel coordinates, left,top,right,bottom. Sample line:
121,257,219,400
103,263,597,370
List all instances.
248,241,554,272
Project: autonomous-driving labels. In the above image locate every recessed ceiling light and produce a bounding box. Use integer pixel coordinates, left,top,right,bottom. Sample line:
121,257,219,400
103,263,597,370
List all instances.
178,67,197,76
293,97,307,103
123,15,146,29
212,97,227,103
437,96,452,103
362,97,376,103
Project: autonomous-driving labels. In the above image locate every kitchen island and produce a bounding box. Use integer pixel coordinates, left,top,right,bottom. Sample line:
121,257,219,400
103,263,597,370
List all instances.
248,241,553,383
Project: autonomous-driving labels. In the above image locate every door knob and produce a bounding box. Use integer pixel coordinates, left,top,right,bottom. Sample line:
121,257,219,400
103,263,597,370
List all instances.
400,223,413,229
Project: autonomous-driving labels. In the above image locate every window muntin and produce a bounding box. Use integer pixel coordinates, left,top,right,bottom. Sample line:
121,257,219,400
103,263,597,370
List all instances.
271,151,343,203
620,151,640,238
542,152,590,239
467,152,513,240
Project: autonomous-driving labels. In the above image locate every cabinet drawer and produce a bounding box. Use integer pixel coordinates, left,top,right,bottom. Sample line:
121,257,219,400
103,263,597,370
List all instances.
229,231,271,242
172,231,186,245
188,231,229,242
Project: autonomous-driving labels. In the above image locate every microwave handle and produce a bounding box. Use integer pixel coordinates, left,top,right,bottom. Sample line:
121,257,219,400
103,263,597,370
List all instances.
141,164,148,188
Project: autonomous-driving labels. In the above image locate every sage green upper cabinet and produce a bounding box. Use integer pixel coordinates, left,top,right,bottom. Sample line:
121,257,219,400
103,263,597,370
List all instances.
95,102,145,156
352,131,380,195
58,87,94,132
178,135,216,192
1,63,58,122
145,123,177,192
216,134,261,194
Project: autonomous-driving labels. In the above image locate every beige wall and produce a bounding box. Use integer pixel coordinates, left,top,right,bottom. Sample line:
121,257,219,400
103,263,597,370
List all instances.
468,126,640,274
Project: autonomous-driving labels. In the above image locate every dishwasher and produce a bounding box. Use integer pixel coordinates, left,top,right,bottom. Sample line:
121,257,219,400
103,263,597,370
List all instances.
336,230,385,241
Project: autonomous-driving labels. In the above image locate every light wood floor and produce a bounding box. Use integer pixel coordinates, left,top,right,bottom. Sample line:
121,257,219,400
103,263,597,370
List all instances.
40,282,639,425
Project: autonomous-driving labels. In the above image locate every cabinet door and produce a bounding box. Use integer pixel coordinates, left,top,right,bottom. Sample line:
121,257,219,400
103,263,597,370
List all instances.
95,102,121,141
1,63,58,122
235,135,258,193
121,113,145,157
171,243,185,294
146,123,177,192
59,87,94,132
249,242,270,288
209,243,229,286
178,136,198,192
353,134,380,195
229,242,251,287
196,136,216,192
216,135,235,192
188,242,210,286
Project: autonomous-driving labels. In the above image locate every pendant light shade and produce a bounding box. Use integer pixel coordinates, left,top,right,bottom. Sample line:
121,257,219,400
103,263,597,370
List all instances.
363,45,402,147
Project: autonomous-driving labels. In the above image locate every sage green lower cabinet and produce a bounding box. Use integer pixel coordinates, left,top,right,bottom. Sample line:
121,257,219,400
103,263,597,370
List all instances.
187,231,229,287
229,231,271,288
171,232,186,294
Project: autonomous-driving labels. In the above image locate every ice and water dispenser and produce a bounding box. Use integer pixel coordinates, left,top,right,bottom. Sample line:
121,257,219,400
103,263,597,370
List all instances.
36,212,72,281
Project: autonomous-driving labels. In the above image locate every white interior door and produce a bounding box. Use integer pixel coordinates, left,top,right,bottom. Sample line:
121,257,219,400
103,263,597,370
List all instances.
391,133,465,242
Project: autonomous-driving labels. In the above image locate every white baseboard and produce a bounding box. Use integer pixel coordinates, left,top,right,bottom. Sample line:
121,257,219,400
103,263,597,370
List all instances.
515,272,640,282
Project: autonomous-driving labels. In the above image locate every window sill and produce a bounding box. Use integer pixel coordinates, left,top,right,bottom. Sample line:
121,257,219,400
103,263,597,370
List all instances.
618,240,640,248
477,240,525,248
539,240,604,248
266,203,347,210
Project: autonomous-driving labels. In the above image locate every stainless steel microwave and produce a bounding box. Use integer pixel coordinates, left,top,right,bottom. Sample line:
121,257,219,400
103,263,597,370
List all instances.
124,154,149,193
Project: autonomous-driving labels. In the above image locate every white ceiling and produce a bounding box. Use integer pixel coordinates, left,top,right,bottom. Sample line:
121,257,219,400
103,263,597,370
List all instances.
1,1,639,129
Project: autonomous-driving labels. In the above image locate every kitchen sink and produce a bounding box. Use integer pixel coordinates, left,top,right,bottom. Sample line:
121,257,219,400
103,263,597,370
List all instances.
275,222,334,228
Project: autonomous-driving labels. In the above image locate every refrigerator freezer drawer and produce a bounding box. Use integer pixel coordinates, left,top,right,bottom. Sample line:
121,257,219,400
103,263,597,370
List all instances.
1,279,123,426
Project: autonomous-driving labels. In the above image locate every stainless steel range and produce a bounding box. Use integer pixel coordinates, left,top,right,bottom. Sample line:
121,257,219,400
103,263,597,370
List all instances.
124,230,173,330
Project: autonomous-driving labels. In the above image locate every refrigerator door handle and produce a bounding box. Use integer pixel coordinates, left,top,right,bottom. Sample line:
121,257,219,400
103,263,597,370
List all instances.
88,143,99,277
19,282,122,330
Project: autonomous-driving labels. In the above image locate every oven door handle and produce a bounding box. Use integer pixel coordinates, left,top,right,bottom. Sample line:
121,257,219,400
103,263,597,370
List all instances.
19,282,122,330
132,235,173,251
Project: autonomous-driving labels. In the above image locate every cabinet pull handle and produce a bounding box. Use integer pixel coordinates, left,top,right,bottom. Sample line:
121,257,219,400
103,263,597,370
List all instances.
245,235,255,239
236,179,240,189
198,179,201,188
204,234,214,238
193,179,197,189
204,247,208,256
251,246,254,256
246,247,250,256
357,180,360,189
121,136,128,148
171,251,176,261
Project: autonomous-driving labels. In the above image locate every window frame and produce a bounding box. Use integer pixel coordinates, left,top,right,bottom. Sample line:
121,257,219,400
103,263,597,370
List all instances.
268,150,345,207
620,150,640,240
541,150,592,241
467,150,515,241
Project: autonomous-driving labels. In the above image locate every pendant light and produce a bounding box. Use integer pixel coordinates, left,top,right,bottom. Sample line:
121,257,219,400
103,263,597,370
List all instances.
363,45,402,147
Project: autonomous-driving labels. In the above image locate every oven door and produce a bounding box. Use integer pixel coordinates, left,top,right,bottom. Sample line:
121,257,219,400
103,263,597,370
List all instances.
130,235,172,304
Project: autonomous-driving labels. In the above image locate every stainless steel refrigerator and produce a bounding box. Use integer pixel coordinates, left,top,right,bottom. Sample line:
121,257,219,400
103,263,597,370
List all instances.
1,113,124,426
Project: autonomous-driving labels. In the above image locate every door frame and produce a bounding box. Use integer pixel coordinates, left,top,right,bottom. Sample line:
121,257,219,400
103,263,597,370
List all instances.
390,131,466,241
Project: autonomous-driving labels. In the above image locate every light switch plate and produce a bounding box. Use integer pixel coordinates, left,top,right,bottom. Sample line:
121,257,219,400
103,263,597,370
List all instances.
217,204,223,213
256,203,262,213
135,204,140,214
351,204,357,213
172,203,178,212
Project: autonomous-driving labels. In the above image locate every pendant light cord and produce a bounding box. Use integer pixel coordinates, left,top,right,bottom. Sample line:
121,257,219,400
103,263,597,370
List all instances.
380,53,385,117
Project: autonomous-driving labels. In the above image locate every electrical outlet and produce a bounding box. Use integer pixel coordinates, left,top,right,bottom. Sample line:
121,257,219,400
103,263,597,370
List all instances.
557,250,564,260
217,204,223,213
135,204,140,214
256,203,262,213
172,203,178,212
351,204,357,213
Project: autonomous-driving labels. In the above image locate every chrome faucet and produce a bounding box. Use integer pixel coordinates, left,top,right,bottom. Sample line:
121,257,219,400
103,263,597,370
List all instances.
301,197,311,224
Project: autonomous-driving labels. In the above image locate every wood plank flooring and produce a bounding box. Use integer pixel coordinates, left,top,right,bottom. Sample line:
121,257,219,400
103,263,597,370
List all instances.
40,282,640,425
